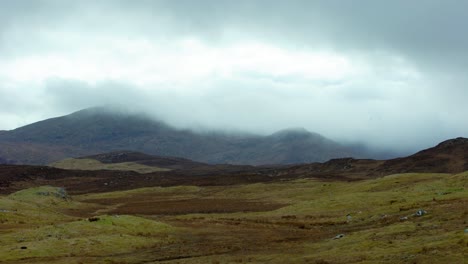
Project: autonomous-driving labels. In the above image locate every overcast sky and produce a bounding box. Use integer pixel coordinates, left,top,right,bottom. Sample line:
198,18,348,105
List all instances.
1,0,467,153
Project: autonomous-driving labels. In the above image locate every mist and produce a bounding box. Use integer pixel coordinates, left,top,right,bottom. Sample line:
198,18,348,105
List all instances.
1,0,467,154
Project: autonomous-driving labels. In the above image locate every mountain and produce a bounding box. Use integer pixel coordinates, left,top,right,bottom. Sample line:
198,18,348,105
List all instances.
2,137,467,196
0,157,9,164
281,137,468,178
377,137,468,174
0,107,359,165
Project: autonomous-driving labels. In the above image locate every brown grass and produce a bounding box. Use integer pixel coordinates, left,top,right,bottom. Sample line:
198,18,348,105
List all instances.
0,172,466,263
50,158,170,173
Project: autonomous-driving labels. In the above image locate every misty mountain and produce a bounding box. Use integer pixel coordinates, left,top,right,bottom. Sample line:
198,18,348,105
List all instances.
0,107,362,165
377,137,468,174
256,137,466,185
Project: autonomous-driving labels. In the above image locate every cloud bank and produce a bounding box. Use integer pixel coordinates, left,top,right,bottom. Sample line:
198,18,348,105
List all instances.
1,0,467,154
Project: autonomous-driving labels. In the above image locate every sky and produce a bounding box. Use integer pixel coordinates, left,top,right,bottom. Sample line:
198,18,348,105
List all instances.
0,0,467,154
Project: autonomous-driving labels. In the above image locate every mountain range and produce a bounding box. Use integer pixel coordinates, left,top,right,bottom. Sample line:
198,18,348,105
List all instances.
0,107,366,165
55,136,468,177
1,136,467,196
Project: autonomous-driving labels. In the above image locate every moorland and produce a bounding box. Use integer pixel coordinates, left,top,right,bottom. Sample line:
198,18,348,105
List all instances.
0,137,467,263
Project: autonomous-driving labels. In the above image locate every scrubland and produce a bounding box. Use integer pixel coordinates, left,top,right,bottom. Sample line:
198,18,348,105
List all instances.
0,172,466,263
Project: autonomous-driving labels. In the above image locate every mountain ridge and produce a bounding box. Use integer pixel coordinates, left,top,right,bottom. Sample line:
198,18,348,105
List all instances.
2,136,466,196
0,107,360,165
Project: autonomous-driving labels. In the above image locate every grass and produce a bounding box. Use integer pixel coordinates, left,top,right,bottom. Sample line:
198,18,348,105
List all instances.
79,185,202,200
50,158,170,173
0,186,177,263
0,172,466,263
0,215,175,262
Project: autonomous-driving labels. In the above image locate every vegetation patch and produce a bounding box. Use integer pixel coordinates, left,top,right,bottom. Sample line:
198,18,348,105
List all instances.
50,158,170,173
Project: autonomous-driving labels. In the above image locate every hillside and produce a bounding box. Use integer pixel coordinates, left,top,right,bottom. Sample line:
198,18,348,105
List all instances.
50,158,171,174
378,137,468,174
234,134,468,179
0,172,466,263
0,137,463,197
82,151,209,170
0,107,359,165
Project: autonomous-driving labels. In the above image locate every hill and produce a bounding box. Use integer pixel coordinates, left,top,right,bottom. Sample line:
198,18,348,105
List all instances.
0,107,359,165
378,137,468,174
0,137,464,196
81,150,209,170
0,136,465,263
281,137,468,179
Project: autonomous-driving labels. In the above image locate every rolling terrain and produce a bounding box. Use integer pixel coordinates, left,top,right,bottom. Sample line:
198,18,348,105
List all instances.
0,107,365,165
0,136,466,263
0,172,466,263
0,137,467,195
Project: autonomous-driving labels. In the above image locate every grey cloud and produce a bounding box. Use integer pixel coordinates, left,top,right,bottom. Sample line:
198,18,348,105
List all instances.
3,0,468,69
0,0,467,154
119,1,468,64
33,76,465,154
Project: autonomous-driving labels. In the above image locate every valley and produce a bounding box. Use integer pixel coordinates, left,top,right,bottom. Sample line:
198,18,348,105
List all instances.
2,1,468,263
0,139,467,263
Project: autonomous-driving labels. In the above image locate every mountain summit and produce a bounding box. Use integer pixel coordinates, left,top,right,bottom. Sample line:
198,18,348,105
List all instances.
0,108,359,165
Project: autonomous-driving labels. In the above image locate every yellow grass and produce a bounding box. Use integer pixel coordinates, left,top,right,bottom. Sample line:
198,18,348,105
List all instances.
0,172,466,263
50,158,170,173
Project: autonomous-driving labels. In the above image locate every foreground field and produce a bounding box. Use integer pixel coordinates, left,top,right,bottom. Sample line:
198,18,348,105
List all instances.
0,172,466,263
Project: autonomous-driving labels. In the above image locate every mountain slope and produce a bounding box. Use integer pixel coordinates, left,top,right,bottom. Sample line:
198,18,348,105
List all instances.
376,137,468,174
280,137,468,178
79,151,210,170
1,138,467,196
0,107,358,165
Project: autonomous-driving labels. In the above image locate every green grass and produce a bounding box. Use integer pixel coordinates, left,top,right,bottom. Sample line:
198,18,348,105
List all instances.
0,172,466,263
0,214,175,261
79,185,202,200
0,186,177,262
163,172,467,263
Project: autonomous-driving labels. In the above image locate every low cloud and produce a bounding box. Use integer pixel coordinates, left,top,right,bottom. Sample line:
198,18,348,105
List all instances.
0,0,467,154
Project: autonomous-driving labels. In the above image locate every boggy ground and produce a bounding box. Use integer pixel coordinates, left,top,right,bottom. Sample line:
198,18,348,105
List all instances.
0,172,466,263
